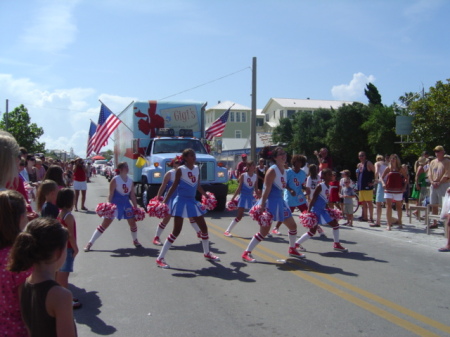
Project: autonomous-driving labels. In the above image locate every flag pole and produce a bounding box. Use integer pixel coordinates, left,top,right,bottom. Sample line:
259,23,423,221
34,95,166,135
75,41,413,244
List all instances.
98,99,134,133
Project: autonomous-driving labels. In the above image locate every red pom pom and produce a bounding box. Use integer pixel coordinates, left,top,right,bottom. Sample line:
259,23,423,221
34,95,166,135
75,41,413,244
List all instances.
201,192,217,211
249,204,263,221
147,197,169,219
133,207,146,221
226,199,238,211
258,210,273,227
299,211,318,228
96,202,117,219
327,208,343,221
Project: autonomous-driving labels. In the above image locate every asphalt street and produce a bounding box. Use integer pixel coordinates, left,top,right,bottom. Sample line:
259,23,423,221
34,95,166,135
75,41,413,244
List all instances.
71,176,450,337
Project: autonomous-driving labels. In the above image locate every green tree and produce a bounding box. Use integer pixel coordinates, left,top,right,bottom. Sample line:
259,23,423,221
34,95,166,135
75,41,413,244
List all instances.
405,79,450,156
364,83,382,106
0,104,45,152
291,109,334,159
326,103,371,172
272,118,293,151
361,104,400,157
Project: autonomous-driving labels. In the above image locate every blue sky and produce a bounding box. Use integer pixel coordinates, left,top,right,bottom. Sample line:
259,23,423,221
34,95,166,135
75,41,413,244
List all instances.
1,0,449,156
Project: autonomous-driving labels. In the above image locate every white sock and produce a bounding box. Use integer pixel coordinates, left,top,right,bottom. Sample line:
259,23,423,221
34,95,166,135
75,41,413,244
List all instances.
226,218,240,233
89,226,105,244
200,232,210,254
296,232,312,245
332,227,340,243
130,226,138,241
288,229,297,247
158,234,176,259
156,221,166,238
189,219,201,233
246,232,265,252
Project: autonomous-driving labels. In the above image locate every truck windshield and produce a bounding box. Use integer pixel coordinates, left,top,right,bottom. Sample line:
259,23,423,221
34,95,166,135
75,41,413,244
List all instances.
153,139,207,154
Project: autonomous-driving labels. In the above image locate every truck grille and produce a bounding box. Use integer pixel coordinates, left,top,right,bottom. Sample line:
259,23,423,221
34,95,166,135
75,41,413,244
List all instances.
197,161,214,181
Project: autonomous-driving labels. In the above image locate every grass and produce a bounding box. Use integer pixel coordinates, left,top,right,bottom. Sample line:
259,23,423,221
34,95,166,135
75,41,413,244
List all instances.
227,179,239,194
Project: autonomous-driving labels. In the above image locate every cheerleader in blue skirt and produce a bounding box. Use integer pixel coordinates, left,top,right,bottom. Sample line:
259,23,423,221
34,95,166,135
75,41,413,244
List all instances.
295,168,348,252
156,148,220,268
152,156,201,246
224,160,260,237
242,147,306,263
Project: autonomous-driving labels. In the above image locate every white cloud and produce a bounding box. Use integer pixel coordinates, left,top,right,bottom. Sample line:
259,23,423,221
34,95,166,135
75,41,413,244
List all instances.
331,73,375,101
19,0,80,53
0,73,139,157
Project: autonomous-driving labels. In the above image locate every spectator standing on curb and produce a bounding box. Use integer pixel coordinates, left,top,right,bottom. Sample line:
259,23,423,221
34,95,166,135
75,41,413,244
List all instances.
314,148,333,172
428,146,450,228
356,151,375,224
235,154,248,178
73,158,88,211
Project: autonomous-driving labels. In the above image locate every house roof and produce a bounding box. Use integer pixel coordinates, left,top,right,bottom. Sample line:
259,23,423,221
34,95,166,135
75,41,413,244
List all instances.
208,100,251,111
267,98,355,110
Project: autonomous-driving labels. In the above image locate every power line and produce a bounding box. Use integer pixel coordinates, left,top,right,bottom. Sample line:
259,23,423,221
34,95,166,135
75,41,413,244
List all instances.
158,66,251,101
5,66,252,112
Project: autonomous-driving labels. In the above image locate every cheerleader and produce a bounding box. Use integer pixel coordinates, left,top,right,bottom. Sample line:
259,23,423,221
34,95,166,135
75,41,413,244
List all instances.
156,149,220,269
242,147,305,263
84,162,141,251
152,156,201,246
224,160,260,237
271,155,309,235
295,168,348,252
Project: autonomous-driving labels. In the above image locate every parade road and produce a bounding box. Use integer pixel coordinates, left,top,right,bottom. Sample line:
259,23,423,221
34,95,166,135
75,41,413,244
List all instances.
72,176,450,337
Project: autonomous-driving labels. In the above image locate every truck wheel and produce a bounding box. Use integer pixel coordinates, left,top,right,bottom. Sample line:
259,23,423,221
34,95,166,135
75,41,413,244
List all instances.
215,194,226,212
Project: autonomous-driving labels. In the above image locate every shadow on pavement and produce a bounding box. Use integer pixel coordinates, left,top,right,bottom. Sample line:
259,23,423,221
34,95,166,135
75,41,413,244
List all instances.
70,285,117,335
169,261,256,282
277,258,359,277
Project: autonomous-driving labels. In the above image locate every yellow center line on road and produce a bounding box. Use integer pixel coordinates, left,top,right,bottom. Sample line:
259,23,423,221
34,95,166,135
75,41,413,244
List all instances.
206,222,450,337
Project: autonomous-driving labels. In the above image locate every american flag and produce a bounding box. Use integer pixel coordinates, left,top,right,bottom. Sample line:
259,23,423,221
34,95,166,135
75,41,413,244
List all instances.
93,104,121,154
205,107,231,141
86,121,97,157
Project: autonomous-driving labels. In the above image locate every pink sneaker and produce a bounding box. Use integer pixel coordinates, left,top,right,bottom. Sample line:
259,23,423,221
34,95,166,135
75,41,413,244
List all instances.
289,247,306,258
223,231,233,237
204,252,221,261
333,242,348,252
156,258,170,269
152,236,162,246
271,228,281,235
242,251,256,263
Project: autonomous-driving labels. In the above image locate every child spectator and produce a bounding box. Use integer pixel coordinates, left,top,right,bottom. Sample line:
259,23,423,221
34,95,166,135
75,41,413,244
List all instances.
7,218,77,337
328,171,340,209
56,188,81,309
340,178,356,226
0,190,30,337
36,180,59,218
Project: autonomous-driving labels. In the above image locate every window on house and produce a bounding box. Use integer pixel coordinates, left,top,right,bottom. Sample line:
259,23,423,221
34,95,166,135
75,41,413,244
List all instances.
235,130,242,138
256,118,263,126
265,114,269,122
242,112,246,123
287,110,295,118
230,111,234,122
273,111,275,119
280,110,284,119
236,112,240,122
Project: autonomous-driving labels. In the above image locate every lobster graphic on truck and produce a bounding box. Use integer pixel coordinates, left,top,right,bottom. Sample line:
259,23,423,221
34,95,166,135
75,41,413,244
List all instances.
114,100,228,211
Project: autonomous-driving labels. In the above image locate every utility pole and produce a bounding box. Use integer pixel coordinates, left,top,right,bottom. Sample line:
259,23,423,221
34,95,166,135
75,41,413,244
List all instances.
251,57,257,161
5,99,9,131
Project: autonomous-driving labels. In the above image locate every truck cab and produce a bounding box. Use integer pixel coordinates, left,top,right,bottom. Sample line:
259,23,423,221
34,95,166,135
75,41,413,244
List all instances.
114,101,228,211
